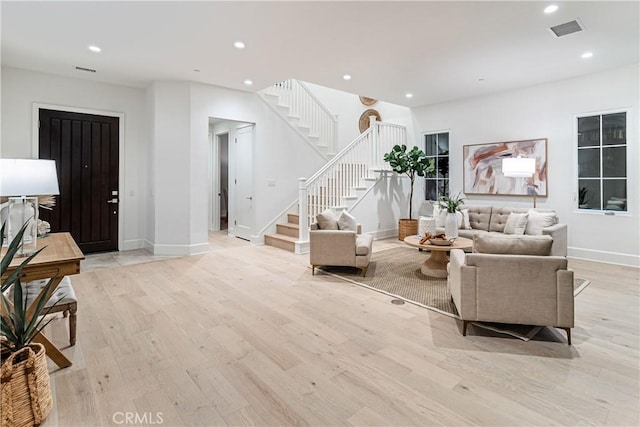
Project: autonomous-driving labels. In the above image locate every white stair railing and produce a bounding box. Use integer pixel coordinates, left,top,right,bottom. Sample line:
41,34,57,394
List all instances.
262,79,338,154
298,119,407,241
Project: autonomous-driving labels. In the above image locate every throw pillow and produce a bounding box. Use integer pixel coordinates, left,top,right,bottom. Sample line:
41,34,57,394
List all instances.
337,210,357,231
316,209,338,230
459,209,471,230
525,210,556,235
473,234,553,256
432,204,447,227
504,212,528,235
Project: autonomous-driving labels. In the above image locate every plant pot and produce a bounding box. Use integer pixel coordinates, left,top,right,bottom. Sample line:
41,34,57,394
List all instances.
445,212,459,239
398,218,418,240
0,343,53,427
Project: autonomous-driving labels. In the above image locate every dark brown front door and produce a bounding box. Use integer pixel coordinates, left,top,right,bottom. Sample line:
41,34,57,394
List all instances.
39,109,119,253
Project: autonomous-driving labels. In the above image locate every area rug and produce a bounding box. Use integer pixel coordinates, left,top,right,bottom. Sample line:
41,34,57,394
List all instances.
316,247,590,341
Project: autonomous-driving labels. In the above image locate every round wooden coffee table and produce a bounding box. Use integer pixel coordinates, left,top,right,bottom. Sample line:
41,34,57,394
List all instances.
403,235,473,278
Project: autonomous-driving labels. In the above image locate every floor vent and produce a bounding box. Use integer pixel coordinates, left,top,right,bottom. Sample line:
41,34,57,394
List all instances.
75,66,97,73
550,20,583,37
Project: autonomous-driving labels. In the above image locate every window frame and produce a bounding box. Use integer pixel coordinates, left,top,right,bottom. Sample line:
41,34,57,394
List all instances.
423,130,450,202
574,108,630,215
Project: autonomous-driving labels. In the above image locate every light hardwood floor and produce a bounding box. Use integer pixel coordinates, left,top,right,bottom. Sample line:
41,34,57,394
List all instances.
39,232,639,426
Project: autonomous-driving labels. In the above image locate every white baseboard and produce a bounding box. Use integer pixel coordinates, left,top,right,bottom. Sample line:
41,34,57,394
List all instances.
370,228,400,241
149,242,210,256
122,239,145,251
568,247,639,268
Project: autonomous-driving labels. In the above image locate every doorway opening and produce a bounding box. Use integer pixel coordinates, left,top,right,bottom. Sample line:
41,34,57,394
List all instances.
208,118,254,241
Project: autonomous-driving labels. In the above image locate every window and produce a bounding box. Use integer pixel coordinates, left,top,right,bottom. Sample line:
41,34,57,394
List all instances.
424,132,449,200
577,111,627,211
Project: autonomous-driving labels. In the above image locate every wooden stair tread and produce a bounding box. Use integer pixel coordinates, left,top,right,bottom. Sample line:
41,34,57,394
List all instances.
265,233,297,243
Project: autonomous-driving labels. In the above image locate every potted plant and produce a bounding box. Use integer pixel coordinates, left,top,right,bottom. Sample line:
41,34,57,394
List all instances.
383,144,435,240
438,192,466,239
1,221,57,427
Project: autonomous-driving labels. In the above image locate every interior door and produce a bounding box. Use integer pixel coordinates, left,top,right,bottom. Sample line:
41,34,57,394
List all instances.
38,109,119,253
234,125,254,240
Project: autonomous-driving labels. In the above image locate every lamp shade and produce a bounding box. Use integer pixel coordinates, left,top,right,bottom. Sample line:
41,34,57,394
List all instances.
0,158,60,196
502,156,535,177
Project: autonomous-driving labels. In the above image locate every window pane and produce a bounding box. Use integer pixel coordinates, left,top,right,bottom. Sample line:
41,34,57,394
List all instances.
437,157,449,178
425,135,437,156
603,146,626,177
578,148,600,177
438,179,449,198
578,116,600,147
603,180,627,211
437,133,449,155
603,112,626,146
425,179,437,200
578,180,601,210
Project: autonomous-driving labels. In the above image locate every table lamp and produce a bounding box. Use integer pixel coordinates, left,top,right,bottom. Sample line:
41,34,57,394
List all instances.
0,159,60,255
502,156,538,207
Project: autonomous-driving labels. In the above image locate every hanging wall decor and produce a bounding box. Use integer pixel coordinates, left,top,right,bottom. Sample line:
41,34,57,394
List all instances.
359,96,377,106
463,138,548,196
358,109,381,133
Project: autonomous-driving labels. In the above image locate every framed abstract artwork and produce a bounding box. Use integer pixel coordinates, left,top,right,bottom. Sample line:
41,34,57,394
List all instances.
463,138,548,196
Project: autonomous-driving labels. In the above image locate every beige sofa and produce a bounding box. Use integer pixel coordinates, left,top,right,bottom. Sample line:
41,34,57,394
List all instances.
448,234,575,344
309,223,373,277
434,205,568,256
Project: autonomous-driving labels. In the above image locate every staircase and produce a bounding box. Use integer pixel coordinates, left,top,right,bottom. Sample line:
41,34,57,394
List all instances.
263,119,407,253
259,79,338,157
264,213,300,252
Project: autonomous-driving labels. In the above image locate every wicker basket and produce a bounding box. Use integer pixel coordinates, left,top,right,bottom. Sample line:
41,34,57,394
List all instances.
398,219,418,241
1,344,53,427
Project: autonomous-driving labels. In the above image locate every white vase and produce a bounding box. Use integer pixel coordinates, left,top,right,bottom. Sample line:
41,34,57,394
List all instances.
445,212,459,239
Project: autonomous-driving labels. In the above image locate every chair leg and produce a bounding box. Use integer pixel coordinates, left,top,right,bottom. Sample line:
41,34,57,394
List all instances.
462,320,469,336
360,267,367,277
311,265,316,275
562,327,571,345
69,302,77,346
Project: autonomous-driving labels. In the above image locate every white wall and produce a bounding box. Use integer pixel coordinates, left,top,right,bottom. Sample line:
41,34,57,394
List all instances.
190,82,328,244
1,67,148,250
412,64,639,266
305,82,415,149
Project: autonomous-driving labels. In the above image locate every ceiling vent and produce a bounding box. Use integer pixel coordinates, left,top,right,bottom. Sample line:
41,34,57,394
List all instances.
549,20,583,37
75,66,96,73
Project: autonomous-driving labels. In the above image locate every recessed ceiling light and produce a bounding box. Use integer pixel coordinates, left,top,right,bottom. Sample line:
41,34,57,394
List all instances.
244,79,253,86
234,41,245,49
343,74,351,80
405,93,413,99
88,45,101,53
478,78,485,82
581,51,593,59
194,69,201,72
544,5,558,14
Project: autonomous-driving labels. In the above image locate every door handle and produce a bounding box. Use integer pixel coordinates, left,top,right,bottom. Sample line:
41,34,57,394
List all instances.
107,198,119,204
246,196,253,200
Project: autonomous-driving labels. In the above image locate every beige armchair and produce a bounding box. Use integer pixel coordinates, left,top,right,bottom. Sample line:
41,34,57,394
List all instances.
310,223,373,277
448,249,574,344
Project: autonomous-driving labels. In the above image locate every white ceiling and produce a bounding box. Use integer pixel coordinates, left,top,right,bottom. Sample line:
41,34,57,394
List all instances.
2,1,638,108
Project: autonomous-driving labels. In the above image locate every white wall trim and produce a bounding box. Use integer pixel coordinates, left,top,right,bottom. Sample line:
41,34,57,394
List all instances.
31,102,126,251
123,239,146,251
151,242,210,256
568,247,640,268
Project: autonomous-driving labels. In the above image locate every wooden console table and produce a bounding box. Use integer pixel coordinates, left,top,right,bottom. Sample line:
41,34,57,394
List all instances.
1,232,84,368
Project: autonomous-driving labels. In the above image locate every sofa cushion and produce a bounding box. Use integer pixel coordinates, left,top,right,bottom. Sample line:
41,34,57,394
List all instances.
466,206,492,231
489,207,529,232
337,210,357,231
356,233,373,256
504,212,528,235
316,209,338,230
473,233,553,256
525,210,557,235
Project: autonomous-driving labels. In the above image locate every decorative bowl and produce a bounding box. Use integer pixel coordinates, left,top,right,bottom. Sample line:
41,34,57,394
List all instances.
428,238,456,246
